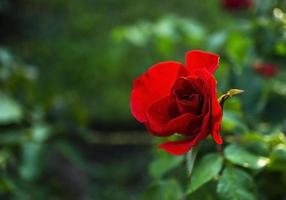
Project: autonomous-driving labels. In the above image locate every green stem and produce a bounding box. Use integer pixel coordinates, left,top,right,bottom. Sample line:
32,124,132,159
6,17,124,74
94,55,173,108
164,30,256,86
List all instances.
186,145,199,176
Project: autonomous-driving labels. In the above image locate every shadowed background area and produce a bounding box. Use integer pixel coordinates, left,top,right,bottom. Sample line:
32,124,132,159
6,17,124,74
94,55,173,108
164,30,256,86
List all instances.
0,0,286,199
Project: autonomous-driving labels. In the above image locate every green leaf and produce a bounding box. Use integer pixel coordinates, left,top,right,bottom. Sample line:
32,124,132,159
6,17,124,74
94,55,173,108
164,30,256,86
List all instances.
224,144,269,169
217,167,257,200
207,31,227,51
187,181,219,200
19,125,51,180
149,151,184,179
186,146,199,176
0,93,22,124
242,132,286,146
179,18,206,44
143,179,182,200
20,142,42,181
268,144,286,171
187,153,223,194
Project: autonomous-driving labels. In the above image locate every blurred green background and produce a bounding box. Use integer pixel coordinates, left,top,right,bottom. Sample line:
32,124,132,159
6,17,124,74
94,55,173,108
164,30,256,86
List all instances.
0,0,286,199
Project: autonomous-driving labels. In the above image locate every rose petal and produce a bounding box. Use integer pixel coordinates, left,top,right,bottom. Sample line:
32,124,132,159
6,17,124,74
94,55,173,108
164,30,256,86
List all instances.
171,77,198,97
145,96,177,136
187,69,222,145
146,96,202,136
187,69,217,97
159,137,197,155
192,105,211,143
210,84,223,144
212,123,223,144
130,62,189,122
159,102,211,155
196,69,223,144
185,50,219,74
176,94,202,115
171,77,203,114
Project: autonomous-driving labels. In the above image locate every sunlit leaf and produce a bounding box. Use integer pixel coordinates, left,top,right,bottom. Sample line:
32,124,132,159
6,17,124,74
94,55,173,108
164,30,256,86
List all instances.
224,144,270,169
19,125,51,180
269,144,286,171
19,142,42,181
207,31,227,51
0,93,22,124
154,16,177,39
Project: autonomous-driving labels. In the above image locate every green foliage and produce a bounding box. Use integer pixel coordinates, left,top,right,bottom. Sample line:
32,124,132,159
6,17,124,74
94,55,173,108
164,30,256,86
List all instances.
0,93,22,124
217,167,257,200
143,179,182,200
187,153,223,194
186,146,199,175
149,150,184,179
224,144,269,170
269,145,286,171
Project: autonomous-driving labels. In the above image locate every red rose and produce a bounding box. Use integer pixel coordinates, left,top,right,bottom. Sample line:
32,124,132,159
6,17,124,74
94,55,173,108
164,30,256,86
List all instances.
222,0,252,10
253,62,279,78
130,50,223,155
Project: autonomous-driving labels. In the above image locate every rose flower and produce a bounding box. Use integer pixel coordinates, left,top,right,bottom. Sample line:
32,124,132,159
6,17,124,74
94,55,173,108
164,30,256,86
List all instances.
130,50,223,155
253,62,279,78
222,0,252,10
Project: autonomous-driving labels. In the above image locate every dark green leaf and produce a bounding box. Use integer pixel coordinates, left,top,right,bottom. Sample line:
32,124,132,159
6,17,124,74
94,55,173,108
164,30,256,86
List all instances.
217,167,257,200
143,179,182,200
187,153,223,194
187,180,219,200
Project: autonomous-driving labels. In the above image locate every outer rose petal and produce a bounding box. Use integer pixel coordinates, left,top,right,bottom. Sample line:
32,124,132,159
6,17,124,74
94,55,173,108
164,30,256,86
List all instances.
199,69,223,144
159,137,197,155
130,62,189,122
191,68,223,143
159,108,211,155
210,86,223,144
211,115,223,144
185,50,219,74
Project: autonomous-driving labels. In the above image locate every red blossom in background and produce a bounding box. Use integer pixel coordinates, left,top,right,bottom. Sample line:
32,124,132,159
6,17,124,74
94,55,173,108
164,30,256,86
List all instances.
130,50,223,155
222,0,252,10
253,62,279,78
